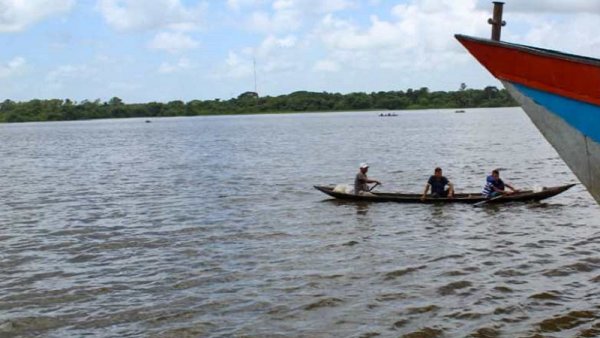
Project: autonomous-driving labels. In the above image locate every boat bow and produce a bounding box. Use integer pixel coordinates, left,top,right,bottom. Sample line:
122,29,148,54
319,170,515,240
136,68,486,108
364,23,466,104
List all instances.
456,33,600,204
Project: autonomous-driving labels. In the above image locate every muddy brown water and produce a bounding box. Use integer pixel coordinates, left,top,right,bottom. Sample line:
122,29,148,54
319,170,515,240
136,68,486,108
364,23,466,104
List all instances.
1,108,599,337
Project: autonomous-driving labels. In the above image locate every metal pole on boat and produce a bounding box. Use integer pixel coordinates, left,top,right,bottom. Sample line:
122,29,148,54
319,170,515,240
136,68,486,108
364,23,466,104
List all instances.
488,2,506,41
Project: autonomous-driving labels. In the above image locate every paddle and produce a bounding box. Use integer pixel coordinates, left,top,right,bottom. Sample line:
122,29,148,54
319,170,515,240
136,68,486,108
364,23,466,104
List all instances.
368,182,381,192
473,193,504,207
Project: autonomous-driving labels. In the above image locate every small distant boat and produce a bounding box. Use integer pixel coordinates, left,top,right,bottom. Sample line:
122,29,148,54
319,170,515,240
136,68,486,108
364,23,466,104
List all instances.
314,184,574,204
455,110,465,113
145,120,152,123
379,113,398,117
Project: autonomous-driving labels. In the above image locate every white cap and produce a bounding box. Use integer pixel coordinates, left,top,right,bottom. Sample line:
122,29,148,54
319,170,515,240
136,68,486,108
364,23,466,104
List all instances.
360,162,369,169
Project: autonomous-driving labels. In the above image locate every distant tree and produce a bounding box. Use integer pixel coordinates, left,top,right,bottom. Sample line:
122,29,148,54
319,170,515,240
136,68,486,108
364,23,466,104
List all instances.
108,97,123,106
0,87,519,122
108,97,126,118
237,91,259,100
163,100,185,116
483,86,499,99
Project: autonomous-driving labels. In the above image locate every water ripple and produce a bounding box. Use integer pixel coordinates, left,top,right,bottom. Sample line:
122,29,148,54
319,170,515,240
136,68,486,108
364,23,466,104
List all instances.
1,110,599,337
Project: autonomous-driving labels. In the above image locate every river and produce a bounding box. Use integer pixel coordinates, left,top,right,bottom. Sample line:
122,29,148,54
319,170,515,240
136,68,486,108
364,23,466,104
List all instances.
1,107,599,337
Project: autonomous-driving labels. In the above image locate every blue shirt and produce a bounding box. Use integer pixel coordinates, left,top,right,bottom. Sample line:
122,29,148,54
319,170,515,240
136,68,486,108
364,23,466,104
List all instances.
428,175,449,195
482,175,505,197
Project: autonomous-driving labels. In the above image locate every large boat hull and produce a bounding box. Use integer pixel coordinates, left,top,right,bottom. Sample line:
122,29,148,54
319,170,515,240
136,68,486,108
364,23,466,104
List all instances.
456,35,600,203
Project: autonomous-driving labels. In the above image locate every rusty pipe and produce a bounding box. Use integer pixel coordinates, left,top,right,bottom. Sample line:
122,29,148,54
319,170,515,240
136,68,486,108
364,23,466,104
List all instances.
487,2,506,41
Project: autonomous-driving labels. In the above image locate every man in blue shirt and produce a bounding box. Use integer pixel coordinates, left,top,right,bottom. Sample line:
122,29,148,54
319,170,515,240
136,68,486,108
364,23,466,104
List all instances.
421,167,454,200
482,169,518,198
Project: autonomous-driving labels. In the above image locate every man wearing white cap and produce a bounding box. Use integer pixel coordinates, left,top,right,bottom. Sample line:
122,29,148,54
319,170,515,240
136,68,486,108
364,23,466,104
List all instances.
355,162,381,195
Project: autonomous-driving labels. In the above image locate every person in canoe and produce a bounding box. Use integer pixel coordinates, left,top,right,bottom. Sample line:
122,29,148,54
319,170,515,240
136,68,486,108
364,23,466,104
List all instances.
355,163,381,195
482,169,518,198
421,167,454,200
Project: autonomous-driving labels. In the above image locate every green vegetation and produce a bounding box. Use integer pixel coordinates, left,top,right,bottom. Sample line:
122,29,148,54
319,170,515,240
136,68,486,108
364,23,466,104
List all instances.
0,85,517,122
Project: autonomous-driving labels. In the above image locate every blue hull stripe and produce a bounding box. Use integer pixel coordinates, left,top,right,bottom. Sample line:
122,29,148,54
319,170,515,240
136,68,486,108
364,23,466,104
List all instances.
514,83,600,144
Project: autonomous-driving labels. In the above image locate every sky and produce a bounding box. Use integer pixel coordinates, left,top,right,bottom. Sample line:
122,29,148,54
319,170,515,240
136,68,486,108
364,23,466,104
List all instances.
1,0,600,103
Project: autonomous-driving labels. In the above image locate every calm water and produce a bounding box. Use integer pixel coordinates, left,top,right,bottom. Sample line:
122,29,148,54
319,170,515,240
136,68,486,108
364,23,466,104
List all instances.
1,108,600,337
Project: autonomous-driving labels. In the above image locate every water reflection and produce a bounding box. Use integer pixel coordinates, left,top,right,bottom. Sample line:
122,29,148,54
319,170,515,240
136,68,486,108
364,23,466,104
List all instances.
321,199,371,215
355,202,370,216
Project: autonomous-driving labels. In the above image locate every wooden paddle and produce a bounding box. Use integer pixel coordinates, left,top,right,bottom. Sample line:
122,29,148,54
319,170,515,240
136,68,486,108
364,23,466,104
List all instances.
368,182,381,192
473,193,504,207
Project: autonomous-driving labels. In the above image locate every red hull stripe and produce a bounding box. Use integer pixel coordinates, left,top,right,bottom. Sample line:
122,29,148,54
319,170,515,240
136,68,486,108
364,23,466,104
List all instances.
456,35,600,107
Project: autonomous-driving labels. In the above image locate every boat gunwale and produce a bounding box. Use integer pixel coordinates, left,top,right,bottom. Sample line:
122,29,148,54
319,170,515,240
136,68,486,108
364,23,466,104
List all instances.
314,184,575,204
454,34,600,68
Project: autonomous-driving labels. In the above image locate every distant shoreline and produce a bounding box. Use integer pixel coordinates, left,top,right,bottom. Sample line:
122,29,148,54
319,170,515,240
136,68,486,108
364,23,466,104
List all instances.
0,86,518,123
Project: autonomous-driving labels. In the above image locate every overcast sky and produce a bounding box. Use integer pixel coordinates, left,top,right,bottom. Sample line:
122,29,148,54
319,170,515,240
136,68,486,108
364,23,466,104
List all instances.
1,0,600,103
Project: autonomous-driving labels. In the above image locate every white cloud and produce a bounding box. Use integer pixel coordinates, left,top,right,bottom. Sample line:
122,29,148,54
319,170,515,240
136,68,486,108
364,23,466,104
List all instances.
476,0,600,13
464,1,600,58
108,81,141,92
148,31,199,53
225,0,493,93
318,15,403,51
314,60,340,72
8,0,600,102
0,0,74,32
96,0,205,32
219,51,253,79
245,0,355,34
227,0,266,11
273,0,355,14
46,64,97,85
0,57,26,78
246,9,300,33
217,33,302,81
255,35,297,57
314,0,488,73
158,57,192,74
256,35,303,73
262,59,298,73
506,13,600,59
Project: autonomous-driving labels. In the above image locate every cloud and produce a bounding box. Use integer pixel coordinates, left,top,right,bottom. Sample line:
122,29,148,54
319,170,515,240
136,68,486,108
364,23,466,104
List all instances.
318,15,400,51
220,51,253,79
311,0,490,73
246,9,300,33
0,0,74,32
255,35,304,73
0,57,26,78
227,0,266,11
158,57,193,74
476,0,600,13
96,0,205,32
507,13,600,59
9,0,600,102
245,0,355,34
313,60,340,72
223,0,493,94
148,31,199,53
217,33,301,80
255,35,297,57
46,64,98,87
466,1,600,58
273,0,355,14
107,81,142,92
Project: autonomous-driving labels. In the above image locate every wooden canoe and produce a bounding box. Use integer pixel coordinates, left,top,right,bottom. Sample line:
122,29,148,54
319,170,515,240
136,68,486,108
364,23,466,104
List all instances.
314,184,575,204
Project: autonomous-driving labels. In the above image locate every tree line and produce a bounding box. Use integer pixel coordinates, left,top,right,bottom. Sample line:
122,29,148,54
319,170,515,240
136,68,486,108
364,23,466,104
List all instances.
0,85,517,122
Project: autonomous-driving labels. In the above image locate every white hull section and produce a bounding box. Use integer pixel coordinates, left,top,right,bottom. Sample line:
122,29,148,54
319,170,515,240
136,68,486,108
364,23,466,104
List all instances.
503,81,600,203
